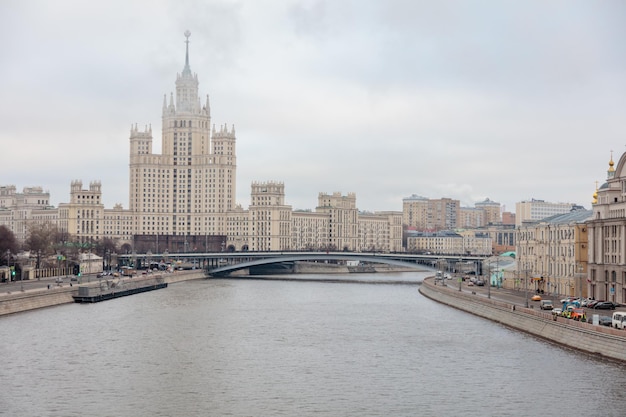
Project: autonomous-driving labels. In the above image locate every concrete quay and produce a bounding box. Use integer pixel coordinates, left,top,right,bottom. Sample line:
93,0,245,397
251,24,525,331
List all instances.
419,277,626,363
0,270,206,316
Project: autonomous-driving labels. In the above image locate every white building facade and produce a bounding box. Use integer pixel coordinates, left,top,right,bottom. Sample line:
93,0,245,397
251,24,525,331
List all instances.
515,199,577,227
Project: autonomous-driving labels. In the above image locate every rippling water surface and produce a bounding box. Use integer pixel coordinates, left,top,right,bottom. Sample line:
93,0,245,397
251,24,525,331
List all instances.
2,271,626,416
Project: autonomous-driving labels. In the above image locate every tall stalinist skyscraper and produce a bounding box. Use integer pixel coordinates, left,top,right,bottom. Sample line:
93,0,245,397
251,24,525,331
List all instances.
129,31,237,239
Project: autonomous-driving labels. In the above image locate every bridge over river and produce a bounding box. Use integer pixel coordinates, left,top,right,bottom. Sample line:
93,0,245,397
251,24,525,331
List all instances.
117,251,488,277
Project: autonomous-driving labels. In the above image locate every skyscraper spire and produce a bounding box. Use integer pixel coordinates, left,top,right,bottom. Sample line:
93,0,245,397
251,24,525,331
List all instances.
183,30,192,76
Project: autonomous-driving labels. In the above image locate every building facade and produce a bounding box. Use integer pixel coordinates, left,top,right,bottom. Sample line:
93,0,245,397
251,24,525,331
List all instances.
475,198,502,224
0,186,54,242
515,199,578,227
129,31,236,239
403,195,502,231
587,153,626,304
0,33,407,256
516,209,592,298
402,195,460,231
406,230,492,256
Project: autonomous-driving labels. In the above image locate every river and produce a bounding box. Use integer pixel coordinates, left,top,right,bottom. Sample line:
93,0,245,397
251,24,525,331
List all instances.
2,271,626,416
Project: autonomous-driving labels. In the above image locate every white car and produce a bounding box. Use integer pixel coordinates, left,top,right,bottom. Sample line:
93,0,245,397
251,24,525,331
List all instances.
551,308,562,315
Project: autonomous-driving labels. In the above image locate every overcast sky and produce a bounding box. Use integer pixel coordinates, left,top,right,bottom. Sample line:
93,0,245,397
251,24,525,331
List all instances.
1,0,625,214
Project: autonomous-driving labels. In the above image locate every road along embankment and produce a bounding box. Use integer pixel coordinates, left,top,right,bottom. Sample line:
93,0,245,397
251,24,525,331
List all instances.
419,278,626,363
0,271,206,316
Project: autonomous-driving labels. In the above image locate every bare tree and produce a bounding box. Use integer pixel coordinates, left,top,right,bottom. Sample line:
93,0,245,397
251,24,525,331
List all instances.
0,226,19,265
24,222,59,255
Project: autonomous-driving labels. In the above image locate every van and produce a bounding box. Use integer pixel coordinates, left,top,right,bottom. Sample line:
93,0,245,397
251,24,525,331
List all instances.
611,312,626,329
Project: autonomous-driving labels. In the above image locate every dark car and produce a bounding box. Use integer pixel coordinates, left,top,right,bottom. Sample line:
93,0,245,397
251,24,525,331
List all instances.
598,316,613,326
475,280,485,286
594,301,617,310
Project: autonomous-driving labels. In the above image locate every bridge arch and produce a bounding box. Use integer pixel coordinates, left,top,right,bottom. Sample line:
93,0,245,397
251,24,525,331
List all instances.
206,254,428,277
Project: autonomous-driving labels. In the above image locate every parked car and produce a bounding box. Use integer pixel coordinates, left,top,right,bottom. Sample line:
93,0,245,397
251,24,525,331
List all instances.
599,316,613,327
540,300,553,310
587,300,601,309
475,280,485,286
594,301,617,310
569,308,586,321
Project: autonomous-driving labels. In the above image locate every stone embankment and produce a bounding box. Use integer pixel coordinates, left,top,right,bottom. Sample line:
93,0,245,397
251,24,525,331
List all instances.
419,277,626,363
0,270,206,316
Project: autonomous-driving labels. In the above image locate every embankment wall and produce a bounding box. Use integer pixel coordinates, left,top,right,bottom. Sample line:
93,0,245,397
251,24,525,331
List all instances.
0,271,206,316
419,279,626,363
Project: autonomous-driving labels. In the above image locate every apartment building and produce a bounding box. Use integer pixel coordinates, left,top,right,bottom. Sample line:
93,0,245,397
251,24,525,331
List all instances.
515,199,578,227
402,195,460,231
516,209,591,298
403,195,502,231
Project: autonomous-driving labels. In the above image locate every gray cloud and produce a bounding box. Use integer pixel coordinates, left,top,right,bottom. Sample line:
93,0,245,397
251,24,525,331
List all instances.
1,0,624,215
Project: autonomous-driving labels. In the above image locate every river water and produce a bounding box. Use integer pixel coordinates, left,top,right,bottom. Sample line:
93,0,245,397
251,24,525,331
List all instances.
2,271,626,417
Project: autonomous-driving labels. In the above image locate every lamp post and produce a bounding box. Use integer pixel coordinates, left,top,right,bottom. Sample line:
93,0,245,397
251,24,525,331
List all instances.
6,249,10,282
486,261,492,299
575,262,584,302
525,269,529,308
458,257,462,292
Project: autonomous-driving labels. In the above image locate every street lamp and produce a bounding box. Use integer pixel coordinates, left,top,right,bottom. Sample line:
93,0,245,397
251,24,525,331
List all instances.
525,269,530,308
6,249,10,282
486,261,492,299
458,257,462,292
575,262,585,302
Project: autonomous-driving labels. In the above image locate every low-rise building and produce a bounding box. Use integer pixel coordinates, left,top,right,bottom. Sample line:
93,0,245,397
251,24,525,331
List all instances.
406,230,492,256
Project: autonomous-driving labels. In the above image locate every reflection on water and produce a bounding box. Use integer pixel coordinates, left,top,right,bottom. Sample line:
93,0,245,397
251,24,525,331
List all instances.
2,271,626,417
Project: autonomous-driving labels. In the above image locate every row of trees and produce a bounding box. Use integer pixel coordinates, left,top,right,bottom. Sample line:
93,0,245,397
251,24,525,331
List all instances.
0,223,123,267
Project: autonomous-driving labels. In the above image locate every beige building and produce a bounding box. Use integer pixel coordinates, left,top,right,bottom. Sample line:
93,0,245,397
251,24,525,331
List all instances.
0,186,53,242
587,152,626,304
475,198,502,224
129,31,236,239
404,195,502,231
458,207,485,228
58,181,105,244
516,209,591,298
1,33,403,256
402,195,460,231
224,186,402,253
